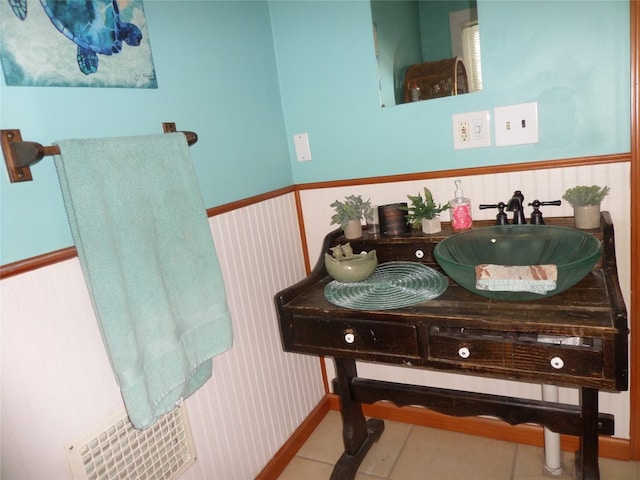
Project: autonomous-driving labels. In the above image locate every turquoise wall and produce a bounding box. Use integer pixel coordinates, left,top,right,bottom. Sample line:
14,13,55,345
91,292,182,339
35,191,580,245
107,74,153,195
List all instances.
0,1,291,264
0,0,631,264
271,0,630,183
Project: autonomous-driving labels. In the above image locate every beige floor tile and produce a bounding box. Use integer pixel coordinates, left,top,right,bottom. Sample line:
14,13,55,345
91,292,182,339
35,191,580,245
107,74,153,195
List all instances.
277,455,383,480
295,410,344,464
599,456,640,480
278,456,335,480
389,426,516,480
512,444,575,479
294,410,411,478
512,448,639,480
282,411,640,480
356,418,412,478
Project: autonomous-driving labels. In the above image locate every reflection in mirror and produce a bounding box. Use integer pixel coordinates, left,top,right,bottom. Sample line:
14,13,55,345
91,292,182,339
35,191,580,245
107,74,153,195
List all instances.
370,0,483,107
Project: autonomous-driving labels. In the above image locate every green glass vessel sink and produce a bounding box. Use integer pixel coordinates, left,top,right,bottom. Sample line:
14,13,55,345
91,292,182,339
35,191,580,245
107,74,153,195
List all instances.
433,225,603,301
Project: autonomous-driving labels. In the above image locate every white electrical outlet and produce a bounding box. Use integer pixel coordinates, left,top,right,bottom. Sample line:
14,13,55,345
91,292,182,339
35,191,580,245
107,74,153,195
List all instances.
459,120,469,142
293,133,312,162
494,102,539,147
452,110,491,150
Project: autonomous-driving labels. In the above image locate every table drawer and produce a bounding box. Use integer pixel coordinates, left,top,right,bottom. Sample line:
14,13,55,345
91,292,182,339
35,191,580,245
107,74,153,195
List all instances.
512,343,603,378
428,327,506,366
291,317,420,357
346,241,436,264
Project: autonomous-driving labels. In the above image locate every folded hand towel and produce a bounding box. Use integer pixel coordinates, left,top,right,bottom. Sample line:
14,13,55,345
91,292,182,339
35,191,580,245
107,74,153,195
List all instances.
55,133,232,429
475,264,557,294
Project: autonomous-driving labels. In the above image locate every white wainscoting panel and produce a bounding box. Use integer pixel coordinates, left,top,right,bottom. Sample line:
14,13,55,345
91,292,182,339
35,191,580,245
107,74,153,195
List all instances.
1,192,324,479
299,162,631,439
183,193,324,479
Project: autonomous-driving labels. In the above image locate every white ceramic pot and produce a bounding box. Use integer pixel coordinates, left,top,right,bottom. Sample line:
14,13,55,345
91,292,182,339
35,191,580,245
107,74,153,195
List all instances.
422,218,442,234
573,205,601,229
343,219,363,239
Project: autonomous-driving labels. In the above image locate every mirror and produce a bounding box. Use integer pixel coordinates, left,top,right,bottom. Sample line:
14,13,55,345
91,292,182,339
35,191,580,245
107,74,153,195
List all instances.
370,0,483,107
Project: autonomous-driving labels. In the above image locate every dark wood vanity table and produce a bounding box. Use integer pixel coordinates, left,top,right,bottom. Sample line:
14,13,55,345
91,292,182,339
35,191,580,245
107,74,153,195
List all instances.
275,213,628,480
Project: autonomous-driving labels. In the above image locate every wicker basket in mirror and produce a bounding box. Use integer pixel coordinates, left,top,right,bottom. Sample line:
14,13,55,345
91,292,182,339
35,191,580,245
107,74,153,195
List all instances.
404,57,468,103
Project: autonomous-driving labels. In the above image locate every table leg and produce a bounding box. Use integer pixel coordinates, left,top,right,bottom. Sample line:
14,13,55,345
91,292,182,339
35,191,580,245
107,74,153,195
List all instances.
576,387,600,480
330,358,385,480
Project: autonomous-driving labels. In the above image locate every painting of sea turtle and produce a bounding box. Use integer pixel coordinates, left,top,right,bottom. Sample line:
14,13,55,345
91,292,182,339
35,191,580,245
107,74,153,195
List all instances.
7,0,143,75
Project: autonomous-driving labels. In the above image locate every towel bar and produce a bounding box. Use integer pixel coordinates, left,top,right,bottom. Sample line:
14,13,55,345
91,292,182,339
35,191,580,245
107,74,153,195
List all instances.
1,122,198,183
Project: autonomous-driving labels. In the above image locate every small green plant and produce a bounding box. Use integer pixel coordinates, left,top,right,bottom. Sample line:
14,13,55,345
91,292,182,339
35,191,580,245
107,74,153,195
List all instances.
562,185,610,207
330,195,372,229
402,187,449,229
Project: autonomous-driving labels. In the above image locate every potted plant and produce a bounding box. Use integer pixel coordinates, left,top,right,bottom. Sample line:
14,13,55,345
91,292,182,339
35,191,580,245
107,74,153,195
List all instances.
330,195,372,239
562,185,610,229
402,187,450,234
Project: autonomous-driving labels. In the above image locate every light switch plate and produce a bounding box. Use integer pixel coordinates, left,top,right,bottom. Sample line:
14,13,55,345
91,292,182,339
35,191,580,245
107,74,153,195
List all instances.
452,110,491,150
494,102,539,147
293,133,312,162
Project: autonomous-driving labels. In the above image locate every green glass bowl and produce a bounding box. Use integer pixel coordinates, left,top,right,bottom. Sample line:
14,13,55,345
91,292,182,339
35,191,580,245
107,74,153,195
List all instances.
433,225,603,301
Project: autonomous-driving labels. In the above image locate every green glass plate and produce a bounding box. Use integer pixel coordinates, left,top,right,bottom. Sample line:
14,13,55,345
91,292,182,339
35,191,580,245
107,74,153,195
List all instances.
324,261,447,310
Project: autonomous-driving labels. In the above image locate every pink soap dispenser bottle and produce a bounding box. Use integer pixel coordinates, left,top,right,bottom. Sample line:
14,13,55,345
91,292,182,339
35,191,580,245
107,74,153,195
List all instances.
449,180,473,232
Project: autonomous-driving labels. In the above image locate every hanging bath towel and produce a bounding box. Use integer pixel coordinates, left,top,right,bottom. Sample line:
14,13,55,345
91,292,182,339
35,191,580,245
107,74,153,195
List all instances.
54,133,233,429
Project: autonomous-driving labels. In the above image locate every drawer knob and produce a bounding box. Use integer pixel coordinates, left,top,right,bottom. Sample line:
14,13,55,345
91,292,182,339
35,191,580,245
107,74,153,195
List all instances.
344,332,355,344
550,356,565,369
458,347,470,358
415,249,424,259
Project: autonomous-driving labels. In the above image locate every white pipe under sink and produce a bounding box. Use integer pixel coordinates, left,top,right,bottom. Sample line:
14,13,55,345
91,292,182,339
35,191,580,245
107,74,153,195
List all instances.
538,334,583,476
541,384,563,475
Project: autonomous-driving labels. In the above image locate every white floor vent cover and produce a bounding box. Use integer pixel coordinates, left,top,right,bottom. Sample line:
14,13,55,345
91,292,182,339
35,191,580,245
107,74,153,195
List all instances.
66,404,196,480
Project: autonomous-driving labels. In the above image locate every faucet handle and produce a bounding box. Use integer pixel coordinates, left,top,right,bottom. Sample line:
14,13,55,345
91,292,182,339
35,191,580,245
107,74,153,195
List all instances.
530,200,562,207
528,199,562,225
479,202,508,225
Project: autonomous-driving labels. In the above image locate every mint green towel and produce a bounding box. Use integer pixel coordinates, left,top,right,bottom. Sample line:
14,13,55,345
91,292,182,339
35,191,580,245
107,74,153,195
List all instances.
54,133,232,429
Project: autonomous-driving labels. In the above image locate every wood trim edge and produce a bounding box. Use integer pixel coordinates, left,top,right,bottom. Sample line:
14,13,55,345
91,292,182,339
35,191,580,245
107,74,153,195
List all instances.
0,247,78,279
255,396,331,480
326,394,631,461
205,185,295,217
294,153,630,191
629,0,639,460
0,154,628,279
294,189,312,275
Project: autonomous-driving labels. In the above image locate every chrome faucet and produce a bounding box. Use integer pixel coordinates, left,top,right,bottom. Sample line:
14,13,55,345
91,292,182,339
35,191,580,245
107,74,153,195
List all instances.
507,190,526,224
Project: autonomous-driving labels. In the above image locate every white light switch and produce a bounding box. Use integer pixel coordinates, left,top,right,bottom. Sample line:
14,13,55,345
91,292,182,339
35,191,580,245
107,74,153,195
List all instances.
293,133,312,162
494,102,539,147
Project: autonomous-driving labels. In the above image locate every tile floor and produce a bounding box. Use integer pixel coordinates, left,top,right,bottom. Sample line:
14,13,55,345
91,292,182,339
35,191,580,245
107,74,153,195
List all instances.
278,411,639,480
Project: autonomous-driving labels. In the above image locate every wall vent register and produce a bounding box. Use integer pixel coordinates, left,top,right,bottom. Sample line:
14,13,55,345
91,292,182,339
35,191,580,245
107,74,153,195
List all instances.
66,404,195,480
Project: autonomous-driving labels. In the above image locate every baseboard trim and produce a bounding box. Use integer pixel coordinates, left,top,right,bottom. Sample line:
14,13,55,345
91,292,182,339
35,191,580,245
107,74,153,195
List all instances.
325,394,630,461
255,396,331,480
258,392,631,478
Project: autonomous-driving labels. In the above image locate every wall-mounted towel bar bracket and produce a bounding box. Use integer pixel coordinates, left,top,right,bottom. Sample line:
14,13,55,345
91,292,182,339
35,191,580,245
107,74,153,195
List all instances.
1,122,198,183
